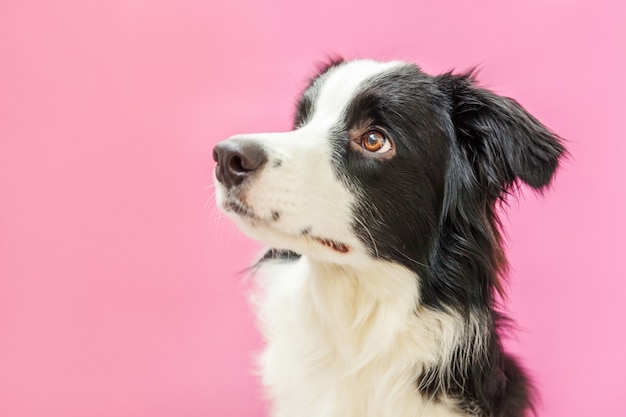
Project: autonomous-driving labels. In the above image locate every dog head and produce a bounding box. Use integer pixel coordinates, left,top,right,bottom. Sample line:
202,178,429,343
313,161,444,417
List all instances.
213,59,564,281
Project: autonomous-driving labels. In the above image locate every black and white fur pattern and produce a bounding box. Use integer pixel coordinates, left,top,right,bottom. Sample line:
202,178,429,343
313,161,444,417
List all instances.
213,59,564,417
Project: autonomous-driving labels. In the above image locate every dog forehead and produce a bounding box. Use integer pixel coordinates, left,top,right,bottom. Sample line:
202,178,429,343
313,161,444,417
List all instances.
309,60,406,126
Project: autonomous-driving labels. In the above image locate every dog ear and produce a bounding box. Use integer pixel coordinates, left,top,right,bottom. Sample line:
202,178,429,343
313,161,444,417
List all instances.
437,72,565,192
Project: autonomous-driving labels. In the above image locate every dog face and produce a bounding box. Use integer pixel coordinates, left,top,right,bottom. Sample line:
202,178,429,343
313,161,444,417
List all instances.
213,59,564,271
214,60,415,265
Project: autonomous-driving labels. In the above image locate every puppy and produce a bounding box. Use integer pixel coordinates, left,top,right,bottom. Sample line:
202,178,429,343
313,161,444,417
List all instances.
213,59,564,417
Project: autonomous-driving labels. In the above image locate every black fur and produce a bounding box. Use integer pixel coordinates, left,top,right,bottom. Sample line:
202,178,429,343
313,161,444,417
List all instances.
265,60,564,417
258,248,301,263
294,58,345,128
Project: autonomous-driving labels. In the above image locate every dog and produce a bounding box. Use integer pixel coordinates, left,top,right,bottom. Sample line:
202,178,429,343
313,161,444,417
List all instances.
213,59,564,417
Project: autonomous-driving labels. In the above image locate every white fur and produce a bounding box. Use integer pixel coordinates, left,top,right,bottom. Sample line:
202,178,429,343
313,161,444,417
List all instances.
215,60,471,416
253,257,468,417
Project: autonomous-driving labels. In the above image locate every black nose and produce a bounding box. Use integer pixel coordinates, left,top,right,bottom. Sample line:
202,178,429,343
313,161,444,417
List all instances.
213,140,267,188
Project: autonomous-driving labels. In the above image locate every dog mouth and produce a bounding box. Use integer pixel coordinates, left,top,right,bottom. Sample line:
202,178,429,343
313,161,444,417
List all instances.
223,198,350,254
311,236,350,253
224,198,261,221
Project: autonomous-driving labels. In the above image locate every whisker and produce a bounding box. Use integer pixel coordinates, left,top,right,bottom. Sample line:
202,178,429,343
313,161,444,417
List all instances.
202,187,218,215
354,217,379,258
391,247,430,270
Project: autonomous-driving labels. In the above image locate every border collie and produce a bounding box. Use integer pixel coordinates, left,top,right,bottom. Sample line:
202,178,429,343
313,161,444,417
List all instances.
213,59,564,417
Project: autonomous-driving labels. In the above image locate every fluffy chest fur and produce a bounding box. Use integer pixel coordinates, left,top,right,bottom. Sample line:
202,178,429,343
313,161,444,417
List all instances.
255,257,467,417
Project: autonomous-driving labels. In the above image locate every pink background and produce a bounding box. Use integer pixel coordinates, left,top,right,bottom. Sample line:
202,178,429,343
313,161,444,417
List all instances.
1,1,625,416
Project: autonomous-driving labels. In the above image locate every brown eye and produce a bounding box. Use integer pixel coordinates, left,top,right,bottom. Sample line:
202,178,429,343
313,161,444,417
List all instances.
361,130,391,153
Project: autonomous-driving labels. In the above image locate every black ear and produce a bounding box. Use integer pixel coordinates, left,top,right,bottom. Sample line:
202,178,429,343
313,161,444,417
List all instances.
437,72,565,191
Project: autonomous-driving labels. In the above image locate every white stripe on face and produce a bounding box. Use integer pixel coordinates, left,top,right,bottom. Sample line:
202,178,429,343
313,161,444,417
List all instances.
306,60,404,131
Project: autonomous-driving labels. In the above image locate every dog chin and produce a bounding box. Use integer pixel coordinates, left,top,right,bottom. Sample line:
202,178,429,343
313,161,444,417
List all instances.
226,212,352,263
247,221,352,258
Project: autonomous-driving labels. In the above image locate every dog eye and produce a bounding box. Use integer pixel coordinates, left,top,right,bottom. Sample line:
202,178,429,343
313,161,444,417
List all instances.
361,130,392,153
